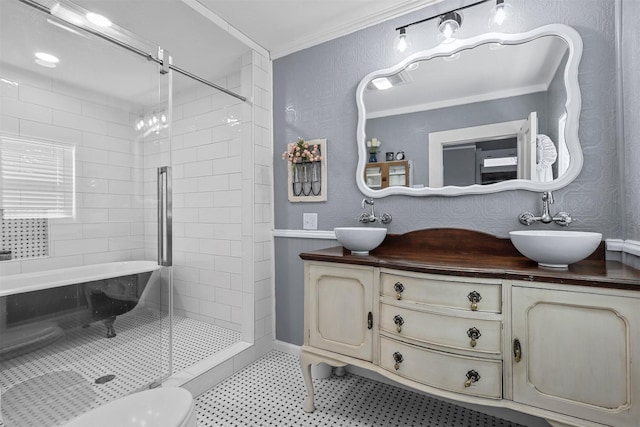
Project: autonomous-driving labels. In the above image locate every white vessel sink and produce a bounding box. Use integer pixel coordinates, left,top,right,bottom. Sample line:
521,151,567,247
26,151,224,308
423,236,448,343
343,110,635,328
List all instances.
509,230,602,268
334,227,387,255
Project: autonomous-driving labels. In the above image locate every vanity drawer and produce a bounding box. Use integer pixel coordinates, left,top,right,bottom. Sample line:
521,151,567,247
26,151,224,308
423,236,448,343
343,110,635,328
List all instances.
381,273,501,313
380,336,502,399
380,304,502,354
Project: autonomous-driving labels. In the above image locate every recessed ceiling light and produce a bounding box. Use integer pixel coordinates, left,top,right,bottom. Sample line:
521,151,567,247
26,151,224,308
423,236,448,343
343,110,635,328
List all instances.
86,12,112,27
371,77,393,90
35,52,59,63
35,52,59,67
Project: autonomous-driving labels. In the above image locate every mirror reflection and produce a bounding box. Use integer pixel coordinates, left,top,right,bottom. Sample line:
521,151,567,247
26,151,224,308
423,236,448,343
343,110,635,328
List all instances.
357,25,583,196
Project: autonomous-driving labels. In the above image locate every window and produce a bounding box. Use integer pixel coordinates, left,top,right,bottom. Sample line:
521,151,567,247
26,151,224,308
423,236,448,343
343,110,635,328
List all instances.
0,135,75,219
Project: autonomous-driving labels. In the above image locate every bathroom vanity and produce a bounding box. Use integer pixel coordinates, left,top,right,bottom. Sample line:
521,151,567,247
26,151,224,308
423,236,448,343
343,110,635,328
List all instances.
299,229,640,427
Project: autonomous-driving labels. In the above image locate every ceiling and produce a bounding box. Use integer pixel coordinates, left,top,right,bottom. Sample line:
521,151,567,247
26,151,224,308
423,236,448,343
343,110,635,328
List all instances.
72,0,443,77
1,0,470,107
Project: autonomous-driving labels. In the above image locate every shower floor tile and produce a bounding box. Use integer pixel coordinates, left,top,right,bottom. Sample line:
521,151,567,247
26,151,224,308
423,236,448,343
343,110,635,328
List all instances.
196,351,527,427
0,310,240,427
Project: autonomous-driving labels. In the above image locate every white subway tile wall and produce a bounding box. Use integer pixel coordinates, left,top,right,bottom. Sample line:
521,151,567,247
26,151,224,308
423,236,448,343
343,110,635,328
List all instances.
167,67,248,332
0,64,146,275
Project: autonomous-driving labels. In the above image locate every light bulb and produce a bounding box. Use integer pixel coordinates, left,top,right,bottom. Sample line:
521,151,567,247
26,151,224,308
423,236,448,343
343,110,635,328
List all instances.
393,28,411,54
494,6,506,25
438,12,462,42
489,0,512,28
440,22,457,39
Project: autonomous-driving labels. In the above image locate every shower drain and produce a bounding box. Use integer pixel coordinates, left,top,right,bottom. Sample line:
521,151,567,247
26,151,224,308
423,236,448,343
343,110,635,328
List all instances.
95,374,115,384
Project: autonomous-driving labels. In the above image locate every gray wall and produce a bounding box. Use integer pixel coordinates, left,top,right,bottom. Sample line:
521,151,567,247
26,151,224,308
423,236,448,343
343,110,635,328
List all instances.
622,0,640,244
273,0,626,346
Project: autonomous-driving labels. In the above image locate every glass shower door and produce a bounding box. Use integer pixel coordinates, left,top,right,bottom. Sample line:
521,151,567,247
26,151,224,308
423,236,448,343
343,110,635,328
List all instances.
0,0,172,425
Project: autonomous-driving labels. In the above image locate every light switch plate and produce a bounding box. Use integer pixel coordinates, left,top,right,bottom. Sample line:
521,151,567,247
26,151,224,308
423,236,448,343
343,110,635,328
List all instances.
303,213,318,230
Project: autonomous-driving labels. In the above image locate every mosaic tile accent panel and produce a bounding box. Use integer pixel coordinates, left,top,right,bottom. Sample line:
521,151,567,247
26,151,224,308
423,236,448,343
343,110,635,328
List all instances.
0,217,49,259
196,351,526,427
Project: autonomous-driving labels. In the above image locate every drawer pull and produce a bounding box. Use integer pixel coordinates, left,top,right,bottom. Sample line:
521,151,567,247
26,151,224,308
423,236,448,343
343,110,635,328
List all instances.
466,327,481,348
513,338,522,363
393,315,404,333
394,282,405,300
467,291,482,311
464,370,481,387
393,352,404,370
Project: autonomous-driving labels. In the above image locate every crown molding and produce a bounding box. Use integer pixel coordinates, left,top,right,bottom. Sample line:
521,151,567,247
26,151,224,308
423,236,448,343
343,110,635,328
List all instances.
270,0,448,59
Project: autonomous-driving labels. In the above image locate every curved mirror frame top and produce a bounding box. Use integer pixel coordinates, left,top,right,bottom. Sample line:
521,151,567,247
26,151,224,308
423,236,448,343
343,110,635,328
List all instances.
356,24,583,197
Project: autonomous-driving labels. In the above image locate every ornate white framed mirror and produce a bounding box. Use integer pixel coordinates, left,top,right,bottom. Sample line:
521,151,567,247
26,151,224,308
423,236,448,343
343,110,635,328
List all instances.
355,24,583,197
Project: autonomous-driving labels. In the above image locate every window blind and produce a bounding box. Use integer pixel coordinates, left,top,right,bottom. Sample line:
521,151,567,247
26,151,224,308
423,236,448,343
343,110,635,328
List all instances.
0,135,75,219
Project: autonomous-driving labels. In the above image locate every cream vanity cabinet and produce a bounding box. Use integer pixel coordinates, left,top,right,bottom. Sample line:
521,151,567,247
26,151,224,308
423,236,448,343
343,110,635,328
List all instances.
300,258,640,426
511,281,640,427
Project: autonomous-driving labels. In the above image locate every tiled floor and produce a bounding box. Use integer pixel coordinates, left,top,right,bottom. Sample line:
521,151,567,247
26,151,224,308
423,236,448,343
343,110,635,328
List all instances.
0,309,240,427
196,351,526,427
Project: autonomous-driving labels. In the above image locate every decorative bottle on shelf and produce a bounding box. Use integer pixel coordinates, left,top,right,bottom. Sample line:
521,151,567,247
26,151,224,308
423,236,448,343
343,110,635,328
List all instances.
368,152,377,163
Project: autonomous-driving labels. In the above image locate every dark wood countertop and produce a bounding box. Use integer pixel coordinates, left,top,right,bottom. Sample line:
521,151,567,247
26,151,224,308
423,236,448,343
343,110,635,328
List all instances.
299,229,640,291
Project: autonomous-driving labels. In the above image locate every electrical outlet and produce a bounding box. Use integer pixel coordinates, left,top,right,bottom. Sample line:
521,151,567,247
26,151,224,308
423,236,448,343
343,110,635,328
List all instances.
303,213,318,230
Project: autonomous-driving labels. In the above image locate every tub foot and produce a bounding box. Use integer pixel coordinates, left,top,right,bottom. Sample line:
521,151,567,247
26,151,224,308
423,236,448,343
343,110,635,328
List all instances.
102,316,116,338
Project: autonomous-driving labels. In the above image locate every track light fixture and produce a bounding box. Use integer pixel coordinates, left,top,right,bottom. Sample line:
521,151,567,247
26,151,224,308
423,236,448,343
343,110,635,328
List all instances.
393,0,510,52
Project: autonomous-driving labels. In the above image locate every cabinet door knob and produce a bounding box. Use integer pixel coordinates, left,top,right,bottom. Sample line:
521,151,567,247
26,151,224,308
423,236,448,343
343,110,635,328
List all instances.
467,291,482,311
467,327,481,347
393,315,404,333
394,282,405,300
393,351,404,370
367,312,373,330
513,338,522,363
464,370,481,387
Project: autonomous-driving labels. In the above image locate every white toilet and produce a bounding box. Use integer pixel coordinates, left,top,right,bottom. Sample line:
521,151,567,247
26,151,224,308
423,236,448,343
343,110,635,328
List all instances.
63,387,196,427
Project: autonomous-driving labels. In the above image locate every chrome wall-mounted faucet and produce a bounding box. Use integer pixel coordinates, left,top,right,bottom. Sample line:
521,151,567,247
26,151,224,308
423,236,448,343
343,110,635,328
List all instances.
519,191,574,226
358,198,392,224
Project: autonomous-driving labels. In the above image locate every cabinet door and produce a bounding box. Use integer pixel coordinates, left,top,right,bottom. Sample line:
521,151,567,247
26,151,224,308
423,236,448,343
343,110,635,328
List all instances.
512,285,640,426
307,264,374,361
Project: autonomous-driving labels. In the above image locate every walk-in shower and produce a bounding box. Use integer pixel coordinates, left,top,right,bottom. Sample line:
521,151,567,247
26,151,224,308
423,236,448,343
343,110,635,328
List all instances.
0,0,262,425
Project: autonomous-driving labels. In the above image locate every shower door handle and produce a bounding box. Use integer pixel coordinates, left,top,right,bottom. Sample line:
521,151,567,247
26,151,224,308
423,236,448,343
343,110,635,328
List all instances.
157,166,173,266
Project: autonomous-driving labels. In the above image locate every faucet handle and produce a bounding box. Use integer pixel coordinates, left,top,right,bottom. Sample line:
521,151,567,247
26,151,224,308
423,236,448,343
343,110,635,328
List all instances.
356,213,371,223
518,212,537,226
553,212,573,226
380,212,392,224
